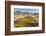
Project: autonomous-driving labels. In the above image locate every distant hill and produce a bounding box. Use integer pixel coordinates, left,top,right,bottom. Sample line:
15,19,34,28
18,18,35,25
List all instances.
14,11,39,15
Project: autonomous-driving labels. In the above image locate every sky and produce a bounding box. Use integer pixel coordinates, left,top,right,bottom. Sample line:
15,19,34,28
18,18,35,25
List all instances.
14,8,39,13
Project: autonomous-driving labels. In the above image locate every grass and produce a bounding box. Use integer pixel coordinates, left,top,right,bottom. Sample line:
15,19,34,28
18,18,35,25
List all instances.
14,16,38,27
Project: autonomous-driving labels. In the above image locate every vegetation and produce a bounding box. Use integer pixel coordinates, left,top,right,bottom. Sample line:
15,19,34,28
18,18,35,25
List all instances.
14,11,39,27
14,16,38,27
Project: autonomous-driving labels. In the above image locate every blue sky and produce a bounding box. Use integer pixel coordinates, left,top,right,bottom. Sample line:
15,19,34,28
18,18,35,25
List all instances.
14,8,39,13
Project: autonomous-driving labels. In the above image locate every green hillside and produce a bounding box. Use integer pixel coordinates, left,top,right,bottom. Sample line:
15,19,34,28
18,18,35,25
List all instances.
14,16,38,27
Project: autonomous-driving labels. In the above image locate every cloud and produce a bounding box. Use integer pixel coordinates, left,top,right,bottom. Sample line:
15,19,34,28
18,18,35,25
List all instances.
14,8,39,13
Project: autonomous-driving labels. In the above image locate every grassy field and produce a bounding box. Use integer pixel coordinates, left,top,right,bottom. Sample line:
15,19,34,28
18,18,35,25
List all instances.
14,16,39,27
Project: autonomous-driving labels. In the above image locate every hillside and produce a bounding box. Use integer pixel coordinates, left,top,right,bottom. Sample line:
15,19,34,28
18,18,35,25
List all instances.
14,16,39,27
